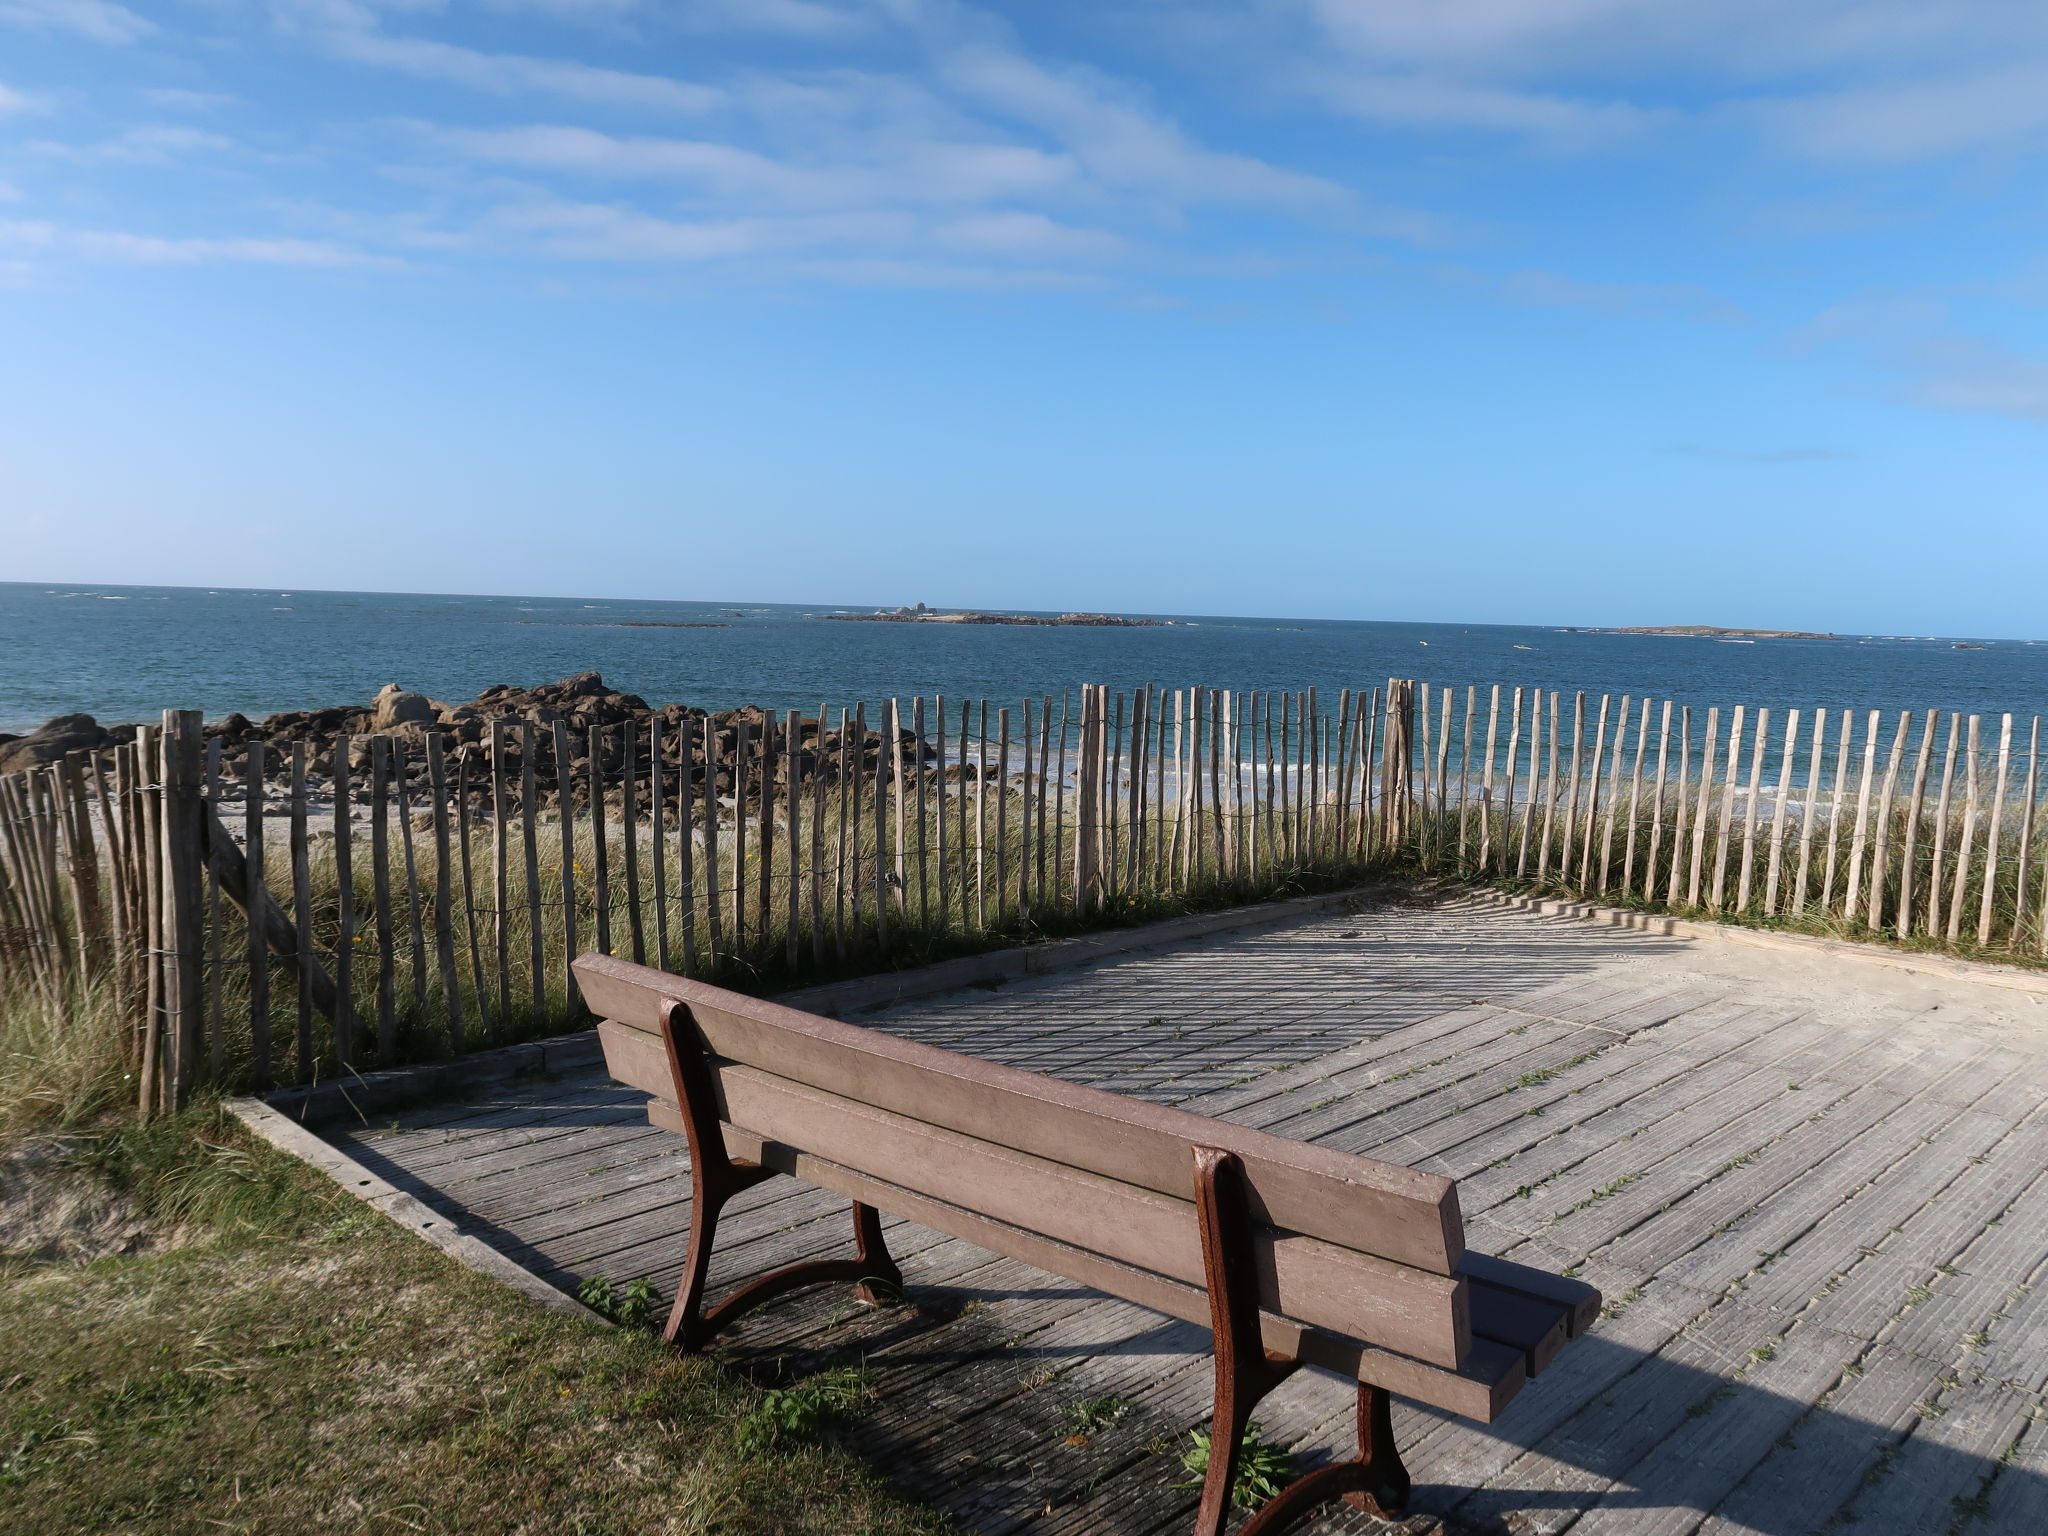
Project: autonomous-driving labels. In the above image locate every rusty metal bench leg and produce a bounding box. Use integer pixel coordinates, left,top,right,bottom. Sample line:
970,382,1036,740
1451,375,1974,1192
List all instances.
657,998,902,1352
1191,1146,1410,1536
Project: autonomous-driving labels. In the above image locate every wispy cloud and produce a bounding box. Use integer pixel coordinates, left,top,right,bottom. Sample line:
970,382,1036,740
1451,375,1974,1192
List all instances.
30,125,240,164
678,0,872,38
268,0,721,114
378,2,1441,280
908,2,1362,217
0,218,382,266
1204,0,2048,162
472,194,1129,275
0,0,152,45
1300,68,1661,149
140,88,239,114
1755,63,2048,161
1805,297,2048,428
483,199,902,261
933,210,1128,260
1427,262,1749,323
0,82,51,115
0,0,1446,291
423,122,1077,210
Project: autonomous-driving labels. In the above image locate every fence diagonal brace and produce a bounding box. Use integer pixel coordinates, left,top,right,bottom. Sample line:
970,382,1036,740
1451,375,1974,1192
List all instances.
202,808,340,1026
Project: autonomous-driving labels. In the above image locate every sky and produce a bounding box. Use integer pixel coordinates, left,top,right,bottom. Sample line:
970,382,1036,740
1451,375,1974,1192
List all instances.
2,2,2047,636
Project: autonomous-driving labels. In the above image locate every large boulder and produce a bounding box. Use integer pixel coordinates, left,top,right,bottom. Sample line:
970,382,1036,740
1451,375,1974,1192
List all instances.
0,714,111,774
370,685,438,733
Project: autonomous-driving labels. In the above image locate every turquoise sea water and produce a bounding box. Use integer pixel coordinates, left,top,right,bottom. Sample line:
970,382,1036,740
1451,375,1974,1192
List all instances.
4,581,2045,733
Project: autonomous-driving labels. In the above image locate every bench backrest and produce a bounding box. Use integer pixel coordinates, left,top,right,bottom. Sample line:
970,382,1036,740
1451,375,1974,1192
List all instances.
579,956,1475,1362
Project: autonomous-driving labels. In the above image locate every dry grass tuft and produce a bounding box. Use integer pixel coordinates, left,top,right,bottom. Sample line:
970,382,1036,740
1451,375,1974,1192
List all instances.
0,969,132,1134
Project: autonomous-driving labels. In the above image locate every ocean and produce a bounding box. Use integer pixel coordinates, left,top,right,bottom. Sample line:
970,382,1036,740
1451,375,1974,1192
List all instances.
5,581,2046,734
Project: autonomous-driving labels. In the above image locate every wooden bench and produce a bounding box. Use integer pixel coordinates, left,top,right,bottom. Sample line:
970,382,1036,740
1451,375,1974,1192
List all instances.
576,953,1599,1536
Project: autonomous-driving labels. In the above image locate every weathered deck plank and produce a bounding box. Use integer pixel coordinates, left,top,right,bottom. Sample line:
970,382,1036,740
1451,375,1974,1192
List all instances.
304,893,2048,1535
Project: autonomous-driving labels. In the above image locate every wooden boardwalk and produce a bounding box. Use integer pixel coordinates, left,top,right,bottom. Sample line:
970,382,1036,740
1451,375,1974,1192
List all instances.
314,895,2048,1534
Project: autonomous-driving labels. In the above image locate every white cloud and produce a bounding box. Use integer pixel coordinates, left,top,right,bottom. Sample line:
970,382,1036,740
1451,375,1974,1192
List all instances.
680,0,872,38
1300,67,1660,148
268,0,721,113
0,0,152,44
1213,0,2048,159
931,36,1352,213
1299,0,1662,69
0,0,1443,294
1806,298,2048,428
1489,267,1748,324
32,125,240,164
1888,332,2048,425
932,210,1127,260
787,255,1109,290
1413,260,1749,323
0,218,382,266
466,190,1131,274
141,88,239,113
1757,63,2048,160
486,198,911,260
0,82,50,114
425,122,1077,210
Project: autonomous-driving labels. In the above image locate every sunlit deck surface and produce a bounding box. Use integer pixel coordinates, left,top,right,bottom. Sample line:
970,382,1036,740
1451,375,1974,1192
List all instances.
316,894,2048,1534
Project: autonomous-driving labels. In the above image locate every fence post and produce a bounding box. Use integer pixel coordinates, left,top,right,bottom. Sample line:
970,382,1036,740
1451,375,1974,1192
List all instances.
1381,680,1416,849
1074,685,1105,912
159,709,206,1110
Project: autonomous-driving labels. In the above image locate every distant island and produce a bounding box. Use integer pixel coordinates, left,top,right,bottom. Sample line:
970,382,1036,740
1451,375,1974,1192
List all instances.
827,604,1162,628
1575,624,1836,640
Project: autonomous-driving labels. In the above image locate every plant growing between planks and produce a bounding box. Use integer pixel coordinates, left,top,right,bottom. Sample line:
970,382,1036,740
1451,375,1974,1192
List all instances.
735,1365,876,1452
1171,1421,1297,1510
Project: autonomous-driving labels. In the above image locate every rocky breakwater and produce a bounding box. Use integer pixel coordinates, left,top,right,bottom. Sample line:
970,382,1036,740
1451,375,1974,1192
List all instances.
4,674,956,820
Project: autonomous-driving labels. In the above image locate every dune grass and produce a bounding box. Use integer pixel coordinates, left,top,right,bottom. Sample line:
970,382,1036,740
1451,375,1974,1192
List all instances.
0,968,134,1136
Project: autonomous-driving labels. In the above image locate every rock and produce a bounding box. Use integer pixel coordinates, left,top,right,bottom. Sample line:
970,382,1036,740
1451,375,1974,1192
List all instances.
370,685,437,732
0,714,110,774
544,672,610,701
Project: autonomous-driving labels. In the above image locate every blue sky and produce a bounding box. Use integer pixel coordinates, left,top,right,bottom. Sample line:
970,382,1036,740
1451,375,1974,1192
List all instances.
3,2,2046,635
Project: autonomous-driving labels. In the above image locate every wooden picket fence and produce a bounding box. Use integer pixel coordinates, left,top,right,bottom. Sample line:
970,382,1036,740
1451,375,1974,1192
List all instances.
4,678,2046,1113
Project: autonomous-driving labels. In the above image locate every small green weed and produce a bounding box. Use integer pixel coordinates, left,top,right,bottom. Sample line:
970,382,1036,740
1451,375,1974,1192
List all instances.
1061,1395,1129,1441
1172,1422,1296,1510
737,1366,874,1451
576,1274,663,1329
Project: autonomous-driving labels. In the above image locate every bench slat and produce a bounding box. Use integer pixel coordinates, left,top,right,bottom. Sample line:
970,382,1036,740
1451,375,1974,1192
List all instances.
1466,1283,1570,1377
670,1105,1526,1422
1457,1251,1602,1337
616,1027,1470,1368
579,955,1463,1276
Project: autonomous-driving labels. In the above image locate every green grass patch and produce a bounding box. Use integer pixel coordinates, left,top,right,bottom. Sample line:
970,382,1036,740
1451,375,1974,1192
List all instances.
0,1112,946,1536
